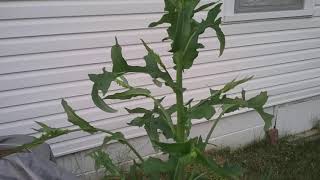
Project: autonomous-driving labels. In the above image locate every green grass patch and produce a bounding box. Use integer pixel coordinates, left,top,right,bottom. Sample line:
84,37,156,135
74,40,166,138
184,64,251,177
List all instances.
205,138,320,180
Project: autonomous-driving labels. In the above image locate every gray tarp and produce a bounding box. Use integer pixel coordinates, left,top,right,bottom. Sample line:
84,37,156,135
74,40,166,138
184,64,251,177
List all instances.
0,135,79,180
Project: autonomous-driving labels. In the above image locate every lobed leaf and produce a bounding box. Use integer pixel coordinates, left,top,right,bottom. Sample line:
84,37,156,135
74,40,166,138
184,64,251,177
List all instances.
189,100,216,120
89,69,118,113
106,88,151,100
88,68,116,96
111,37,129,74
125,107,151,114
103,132,126,146
15,122,70,156
142,157,176,175
247,91,268,109
91,85,117,113
154,140,193,155
61,99,98,134
221,76,253,93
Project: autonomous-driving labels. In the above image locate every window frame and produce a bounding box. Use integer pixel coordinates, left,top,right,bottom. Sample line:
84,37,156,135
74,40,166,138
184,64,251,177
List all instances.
223,0,315,22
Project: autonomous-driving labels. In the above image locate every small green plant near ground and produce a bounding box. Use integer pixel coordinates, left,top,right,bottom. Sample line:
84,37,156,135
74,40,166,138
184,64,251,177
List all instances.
9,0,274,179
205,138,320,180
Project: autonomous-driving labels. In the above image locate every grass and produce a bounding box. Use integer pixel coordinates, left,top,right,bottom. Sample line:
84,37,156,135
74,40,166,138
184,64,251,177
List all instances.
205,137,320,180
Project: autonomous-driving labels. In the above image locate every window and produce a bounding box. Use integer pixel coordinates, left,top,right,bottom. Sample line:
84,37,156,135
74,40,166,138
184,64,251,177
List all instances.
223,0,315,22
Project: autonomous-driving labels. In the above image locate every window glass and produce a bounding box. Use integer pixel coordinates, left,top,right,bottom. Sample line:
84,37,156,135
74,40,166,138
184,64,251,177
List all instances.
235,0,304,13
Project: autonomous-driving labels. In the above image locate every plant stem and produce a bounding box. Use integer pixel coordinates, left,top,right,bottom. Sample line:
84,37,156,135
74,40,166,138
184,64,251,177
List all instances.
176,61,185,142
123,141,144,162
96,128,144,162
204,112,224,149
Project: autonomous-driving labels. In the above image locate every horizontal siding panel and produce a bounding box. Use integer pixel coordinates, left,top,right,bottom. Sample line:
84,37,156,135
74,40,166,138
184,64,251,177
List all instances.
1,11,320,39
40,69,320,144
1,61,320,136
0,46,319,122
2,23,320,58
50,82,320,156
1,26,320,70
314,6,320,16
0,12,207,39
0,0,212,20
1,43,320,92
0,14,163,39
1,52,319,110
0,1,164,19
1,39,320,123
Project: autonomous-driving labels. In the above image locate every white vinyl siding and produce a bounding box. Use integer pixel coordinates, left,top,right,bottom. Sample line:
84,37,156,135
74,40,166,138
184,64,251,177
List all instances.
0,0,320,157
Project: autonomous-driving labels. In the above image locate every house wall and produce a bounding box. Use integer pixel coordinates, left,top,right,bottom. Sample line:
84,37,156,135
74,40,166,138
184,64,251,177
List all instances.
0,0,320,178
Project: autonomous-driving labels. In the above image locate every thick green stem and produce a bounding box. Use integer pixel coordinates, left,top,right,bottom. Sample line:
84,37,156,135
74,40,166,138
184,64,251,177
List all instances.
176,62,185,142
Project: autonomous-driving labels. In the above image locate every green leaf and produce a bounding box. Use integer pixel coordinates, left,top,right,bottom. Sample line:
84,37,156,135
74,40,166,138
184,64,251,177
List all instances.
195,136,206,152
222,103,240,114
34,121,54,133
154,116,174,139
174,150,198,180
247,91,268,109
154,140,193,155
89,68,116,96
145,116,161,143
247,92,273,130
221,77,253,93
195,149,242,179
89,68,118,113
141,40,175,89
111,38,129,74
103,132,126,146
149,0,176,27
142,157,176,175
256,108,274,131
106,88,151,100
212,18,225,56
128,162,140,180
16,123,70,156
150,0,224,70
89,150,122,177
128,116,147,127
125,107,151,114
142,41,165,79
189,100,216,120
153,79,163,87
91,85,117,113
128,112,163,145
149,13,171,27
61,99,98,134
172,0,199,52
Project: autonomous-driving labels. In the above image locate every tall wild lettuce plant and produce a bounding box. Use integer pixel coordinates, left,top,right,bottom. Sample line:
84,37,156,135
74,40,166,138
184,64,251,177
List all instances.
23,0,273,179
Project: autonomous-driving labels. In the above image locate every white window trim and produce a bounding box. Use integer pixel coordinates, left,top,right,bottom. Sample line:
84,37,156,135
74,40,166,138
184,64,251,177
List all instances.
223,0,315,22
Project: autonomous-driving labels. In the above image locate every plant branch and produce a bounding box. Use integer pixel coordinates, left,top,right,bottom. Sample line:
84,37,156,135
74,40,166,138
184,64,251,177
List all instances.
123,141,144,162
96,128,144,162
204,111,224,149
